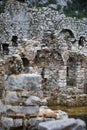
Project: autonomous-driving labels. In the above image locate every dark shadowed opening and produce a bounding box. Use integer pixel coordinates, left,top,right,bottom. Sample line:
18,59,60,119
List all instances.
67,56,76,86
11,35,18,47
2,43,9,55
22,58,29,67
60,29,75,38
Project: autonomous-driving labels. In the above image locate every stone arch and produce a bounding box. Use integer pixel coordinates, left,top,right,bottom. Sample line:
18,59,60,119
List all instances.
60,29,75,39
34,49,65,89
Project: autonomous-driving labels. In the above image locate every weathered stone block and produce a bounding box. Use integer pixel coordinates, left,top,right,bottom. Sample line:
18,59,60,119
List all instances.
1,117,14,128
14,119,23,127
25,96,41,106
7,74,42,91
5,91,18,104
6,105,39,115
38,118,86,130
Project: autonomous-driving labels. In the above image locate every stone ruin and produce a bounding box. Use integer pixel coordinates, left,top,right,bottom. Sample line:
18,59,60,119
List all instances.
0,34,87,129
0,1,87,130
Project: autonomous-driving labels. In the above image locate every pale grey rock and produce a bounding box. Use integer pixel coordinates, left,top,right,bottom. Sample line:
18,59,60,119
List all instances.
7,74,42,91
1,1,87,44
48,4,57,10
14,119,23,127
6,105,39,115
20,106,39,115
5,91,18,104
25,96,41,106
0,100,6,113
29,117,43,128
21,91,30,98
1,117,14,128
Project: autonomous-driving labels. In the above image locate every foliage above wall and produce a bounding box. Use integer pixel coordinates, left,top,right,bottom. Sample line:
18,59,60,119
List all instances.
64,0,87,18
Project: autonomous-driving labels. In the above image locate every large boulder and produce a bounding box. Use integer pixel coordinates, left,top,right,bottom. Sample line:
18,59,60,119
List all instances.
38,107,68,119
7,73,42,91
38,118,86,130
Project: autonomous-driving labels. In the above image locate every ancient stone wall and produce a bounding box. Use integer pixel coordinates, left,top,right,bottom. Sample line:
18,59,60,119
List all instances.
0,59,4,99
0,1,87,44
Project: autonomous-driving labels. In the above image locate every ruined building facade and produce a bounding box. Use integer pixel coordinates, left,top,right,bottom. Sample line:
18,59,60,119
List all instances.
0,1,87,129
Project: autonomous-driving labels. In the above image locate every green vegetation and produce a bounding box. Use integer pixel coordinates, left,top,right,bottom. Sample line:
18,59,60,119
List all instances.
64,0,87,18
48,0,56,4
0,0,8,13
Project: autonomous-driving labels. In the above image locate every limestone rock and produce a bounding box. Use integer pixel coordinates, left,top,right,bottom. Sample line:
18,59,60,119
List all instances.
0,100,6,113
29,117,43,128
55,110,68,119
38,107,57,118
5,91,18,104
5,54,23,75
38,118,86,130
25,96,41,106
1,117,14,128
6,105,39,115
14,119,23,127
7,73,42,91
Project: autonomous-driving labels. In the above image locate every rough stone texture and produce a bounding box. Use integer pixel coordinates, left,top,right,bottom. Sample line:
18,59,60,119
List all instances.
25,96,41,106
0,100,6,113
38,118,86,130
0,1,87,129
5,105,39,115
5,54,23,75
5,91,18,104
7,73,42,91
0,60,4,98
1,117,14,128
14,119,23,127
0,1,87,43
38,107,68,119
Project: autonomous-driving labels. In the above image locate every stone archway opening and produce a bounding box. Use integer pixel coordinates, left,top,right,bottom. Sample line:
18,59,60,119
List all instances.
11,35,18,47
21,57,29,72
67,56,76,86
2,43,9,55
60,29,74,39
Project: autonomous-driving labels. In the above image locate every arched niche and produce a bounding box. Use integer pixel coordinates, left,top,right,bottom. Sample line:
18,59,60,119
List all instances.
60,29,75,39
11,35,18,47
2,43,9,55
21,57,29,72
22,58,29,67
67,56,77,86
